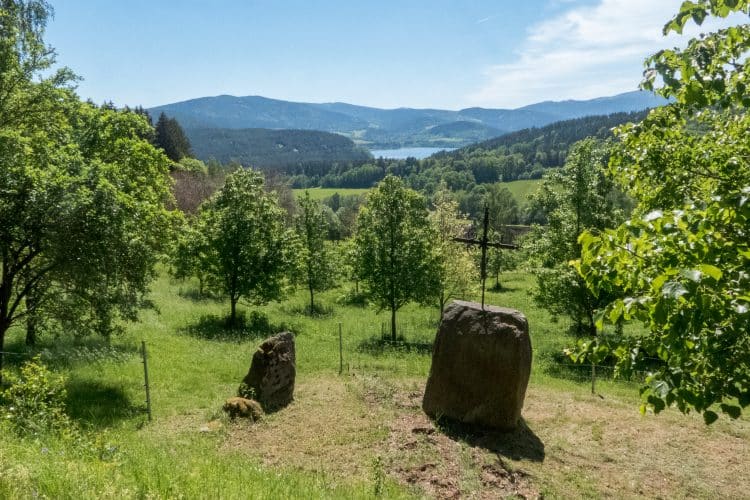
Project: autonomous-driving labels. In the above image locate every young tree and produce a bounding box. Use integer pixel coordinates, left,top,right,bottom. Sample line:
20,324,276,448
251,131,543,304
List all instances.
526,138,625,335
355,176,439,340
196,169,296,325
575,2,750,421
294,192,338,314
429,190,478,317
486,241,519,291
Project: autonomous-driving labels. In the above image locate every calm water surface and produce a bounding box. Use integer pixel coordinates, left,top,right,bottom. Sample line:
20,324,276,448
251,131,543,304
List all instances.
369,147,456,159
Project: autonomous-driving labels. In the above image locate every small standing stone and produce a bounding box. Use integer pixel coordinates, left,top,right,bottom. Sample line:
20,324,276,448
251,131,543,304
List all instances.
422,300,532,430
223,397,264,421
239,331,296,411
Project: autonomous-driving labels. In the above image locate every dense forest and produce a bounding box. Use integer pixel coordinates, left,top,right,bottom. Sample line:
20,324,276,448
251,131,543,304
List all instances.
285,110,649,192
185,127,373,174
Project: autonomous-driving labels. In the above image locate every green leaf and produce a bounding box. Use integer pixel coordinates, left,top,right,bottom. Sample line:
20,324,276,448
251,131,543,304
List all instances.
647,395,666,413
720,404,741,419
697,264,722,281
662,281,688,299
703,410,719,425
651,379,670,398
644,210,663,222
680,269,702,282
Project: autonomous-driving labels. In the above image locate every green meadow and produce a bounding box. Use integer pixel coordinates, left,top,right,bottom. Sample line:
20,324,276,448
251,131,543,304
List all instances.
1,269,747,499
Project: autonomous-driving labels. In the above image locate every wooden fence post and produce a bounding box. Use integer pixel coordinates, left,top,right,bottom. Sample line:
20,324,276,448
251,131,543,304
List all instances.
338,323,343,375
141,341,152,421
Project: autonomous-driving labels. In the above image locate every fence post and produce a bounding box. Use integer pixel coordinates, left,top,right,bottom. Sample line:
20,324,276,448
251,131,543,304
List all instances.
591,362,596,395
141,341,152,421
338,322,343,375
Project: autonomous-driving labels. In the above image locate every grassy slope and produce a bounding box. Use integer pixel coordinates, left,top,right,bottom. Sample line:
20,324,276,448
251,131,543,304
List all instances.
293,181,541,205
502,179,542,206
0,270,747,498
293,187,370,201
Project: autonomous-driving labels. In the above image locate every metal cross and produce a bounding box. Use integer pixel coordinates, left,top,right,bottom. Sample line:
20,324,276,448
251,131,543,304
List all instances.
453,205,518,309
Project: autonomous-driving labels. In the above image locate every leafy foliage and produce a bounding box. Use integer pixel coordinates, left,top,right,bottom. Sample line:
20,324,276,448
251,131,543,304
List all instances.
191,168,297,324
428,190,478,316
527,139,627,335
294,191,339,313
355,176,439,340
1,357,74,437
575,1,750,421
0,2,177,373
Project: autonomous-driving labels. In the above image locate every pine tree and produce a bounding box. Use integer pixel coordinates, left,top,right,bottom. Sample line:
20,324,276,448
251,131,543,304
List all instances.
154,112,192,162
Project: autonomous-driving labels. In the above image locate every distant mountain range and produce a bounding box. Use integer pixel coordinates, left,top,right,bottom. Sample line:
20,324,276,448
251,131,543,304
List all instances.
149,90,667,151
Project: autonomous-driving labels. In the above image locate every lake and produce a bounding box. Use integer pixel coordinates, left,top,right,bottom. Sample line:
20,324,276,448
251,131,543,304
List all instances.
369,147,456,160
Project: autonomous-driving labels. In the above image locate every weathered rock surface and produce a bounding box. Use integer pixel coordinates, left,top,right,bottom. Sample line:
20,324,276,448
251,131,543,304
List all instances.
422,300,532,430
223,397,264,421
239,331,296,411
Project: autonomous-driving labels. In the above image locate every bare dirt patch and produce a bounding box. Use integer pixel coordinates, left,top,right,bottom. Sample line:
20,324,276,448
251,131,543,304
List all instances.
217,373,750,499
221,375,388,480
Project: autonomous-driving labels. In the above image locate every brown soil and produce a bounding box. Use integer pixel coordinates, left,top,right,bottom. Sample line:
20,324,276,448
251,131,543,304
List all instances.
219,374,750,499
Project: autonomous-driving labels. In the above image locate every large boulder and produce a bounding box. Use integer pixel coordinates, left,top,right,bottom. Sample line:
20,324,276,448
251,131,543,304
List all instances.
422,300,532,430
239,331,296,411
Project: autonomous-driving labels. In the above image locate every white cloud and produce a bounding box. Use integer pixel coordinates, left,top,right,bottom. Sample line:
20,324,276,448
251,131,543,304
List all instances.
467,0,744,108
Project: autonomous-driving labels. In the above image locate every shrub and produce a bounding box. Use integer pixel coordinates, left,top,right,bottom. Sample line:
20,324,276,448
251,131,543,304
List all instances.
1,356,75,437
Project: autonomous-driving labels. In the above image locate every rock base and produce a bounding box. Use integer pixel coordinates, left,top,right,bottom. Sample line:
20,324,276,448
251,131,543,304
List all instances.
240,331,296,411
422,301,532,430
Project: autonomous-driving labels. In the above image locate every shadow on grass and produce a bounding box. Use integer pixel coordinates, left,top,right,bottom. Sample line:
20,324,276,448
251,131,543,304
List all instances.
66,379,142,428
179,311,297,342
356,336,433,356
1,339,139,371
435,417,545,462
487,283,519,294
177,287,217,302
538,350,657,384
283,302,335,318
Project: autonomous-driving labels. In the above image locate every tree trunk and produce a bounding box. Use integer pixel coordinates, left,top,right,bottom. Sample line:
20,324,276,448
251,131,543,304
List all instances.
25,292,37,346
391,304,397,342
230,295,238,326
0,324,6,385
309,282,315,315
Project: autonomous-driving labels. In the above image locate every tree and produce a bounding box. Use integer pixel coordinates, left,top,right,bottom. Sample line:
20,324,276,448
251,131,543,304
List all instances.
575,1,750,421
195,169,296,325
355,176,439,340
154,112,192,162
0,1,176,377
485,184,520,230
429,190,478,317
526,139,626,335
294,192,338,314
486,241,519,291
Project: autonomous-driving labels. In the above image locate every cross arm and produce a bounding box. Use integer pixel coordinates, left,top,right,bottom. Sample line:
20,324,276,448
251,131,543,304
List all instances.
452,237,518,250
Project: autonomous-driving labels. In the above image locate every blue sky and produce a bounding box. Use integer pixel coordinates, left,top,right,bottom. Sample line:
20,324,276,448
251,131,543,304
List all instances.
44,0,733,109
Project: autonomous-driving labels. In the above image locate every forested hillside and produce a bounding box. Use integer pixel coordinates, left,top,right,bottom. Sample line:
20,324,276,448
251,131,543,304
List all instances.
186,127,372,174
150,91,665,149
419,110,649,185
286,110,648,191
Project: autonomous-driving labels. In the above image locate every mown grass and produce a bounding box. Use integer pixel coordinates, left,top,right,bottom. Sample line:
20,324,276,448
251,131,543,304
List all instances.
500,178,542,205
292,180,541,206
0,269,747,498
292,187,370,201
